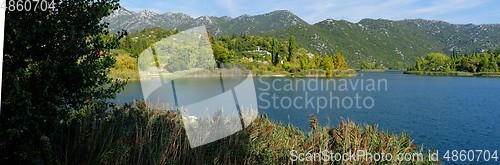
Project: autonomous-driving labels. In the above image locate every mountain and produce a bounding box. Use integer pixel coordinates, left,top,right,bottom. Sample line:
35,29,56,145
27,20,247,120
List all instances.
104,8,201,32
217,10,309,35
103,8,500,68
103,8,307,36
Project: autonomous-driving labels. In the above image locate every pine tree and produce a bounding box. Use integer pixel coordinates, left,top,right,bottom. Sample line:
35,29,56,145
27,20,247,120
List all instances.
271,39,277,66
288,36,297,62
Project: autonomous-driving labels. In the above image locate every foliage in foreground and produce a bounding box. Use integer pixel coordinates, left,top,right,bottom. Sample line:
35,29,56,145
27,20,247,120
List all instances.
1,0,123,162
52,102,436,164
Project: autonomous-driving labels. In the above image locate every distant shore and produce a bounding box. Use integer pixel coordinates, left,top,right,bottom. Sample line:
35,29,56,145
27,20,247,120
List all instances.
403,71,500,77
357,69,388,72
255,69,357,78
111,69,358,81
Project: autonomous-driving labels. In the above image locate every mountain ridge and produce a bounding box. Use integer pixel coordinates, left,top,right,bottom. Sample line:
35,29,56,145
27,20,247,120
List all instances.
103,8,500,68
106,8,497,27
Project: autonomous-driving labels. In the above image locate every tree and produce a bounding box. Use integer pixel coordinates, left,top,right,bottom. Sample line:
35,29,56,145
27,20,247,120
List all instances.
479,54,490,72
212,39,235,68
415,57,426,71
333,52,348,70
491,54,499,72
271,38,279,66
468,56,480,73
494,49,500,56
113,50,138,70
287,36,298,62
360,60,387,70
360,61,375,70
296,48,312,70
424,53,451,72
311,53,322,69
118,27,177,58
1,0,123,162
320,55,335,76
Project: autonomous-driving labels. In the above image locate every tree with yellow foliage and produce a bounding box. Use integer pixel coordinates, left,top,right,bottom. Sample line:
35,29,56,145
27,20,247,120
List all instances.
333,52,348,70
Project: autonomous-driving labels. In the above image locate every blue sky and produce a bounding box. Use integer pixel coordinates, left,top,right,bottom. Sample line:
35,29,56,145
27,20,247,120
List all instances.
120,0,500,24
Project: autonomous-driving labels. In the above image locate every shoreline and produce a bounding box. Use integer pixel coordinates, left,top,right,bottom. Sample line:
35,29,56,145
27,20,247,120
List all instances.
357,69,388,72
111,69,359,81
403,71,500,77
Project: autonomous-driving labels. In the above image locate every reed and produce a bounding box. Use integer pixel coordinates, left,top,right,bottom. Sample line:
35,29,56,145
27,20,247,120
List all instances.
51,102,437,164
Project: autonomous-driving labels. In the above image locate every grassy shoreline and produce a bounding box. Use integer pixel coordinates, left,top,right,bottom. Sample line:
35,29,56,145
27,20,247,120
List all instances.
52,102,437,164
404,71,500,77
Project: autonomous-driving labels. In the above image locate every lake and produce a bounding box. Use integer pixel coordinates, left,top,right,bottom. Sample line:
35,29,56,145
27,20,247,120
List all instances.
114,71,500,158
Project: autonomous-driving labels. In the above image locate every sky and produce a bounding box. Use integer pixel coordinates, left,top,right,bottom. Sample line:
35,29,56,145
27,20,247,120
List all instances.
120,0,500,24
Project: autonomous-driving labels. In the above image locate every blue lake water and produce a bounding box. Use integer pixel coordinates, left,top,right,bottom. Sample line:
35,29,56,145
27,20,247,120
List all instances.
114,72,500,161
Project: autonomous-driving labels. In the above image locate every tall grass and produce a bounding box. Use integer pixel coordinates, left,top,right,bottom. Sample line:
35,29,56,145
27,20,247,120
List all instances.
51,102,437,164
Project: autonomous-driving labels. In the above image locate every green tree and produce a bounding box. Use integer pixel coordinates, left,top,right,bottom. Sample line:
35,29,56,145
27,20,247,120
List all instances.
424,53,451,72
296,48,312,70
360,60,375,70
320,55,335,76
468,56,480,73
415,57,426,71
457,58,471,72
494,49,500,56
479,54,490,72
333,52,348,70
1,0,123,162
113,51,138,70
271,38,279,66
119,28,177,58
287,36,298,62
212,39,235,68
311,53,322,69
491,54,499,72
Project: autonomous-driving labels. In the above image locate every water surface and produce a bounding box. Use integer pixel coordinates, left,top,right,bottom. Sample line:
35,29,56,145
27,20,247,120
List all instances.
114,72,500,154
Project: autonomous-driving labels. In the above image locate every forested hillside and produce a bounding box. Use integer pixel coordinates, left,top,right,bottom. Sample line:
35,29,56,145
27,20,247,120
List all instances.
104,8,500,68
110,28,353,79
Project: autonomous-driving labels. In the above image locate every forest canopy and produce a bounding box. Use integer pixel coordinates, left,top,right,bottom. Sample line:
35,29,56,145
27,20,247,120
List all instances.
113,28,353,78
409,50,500,73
